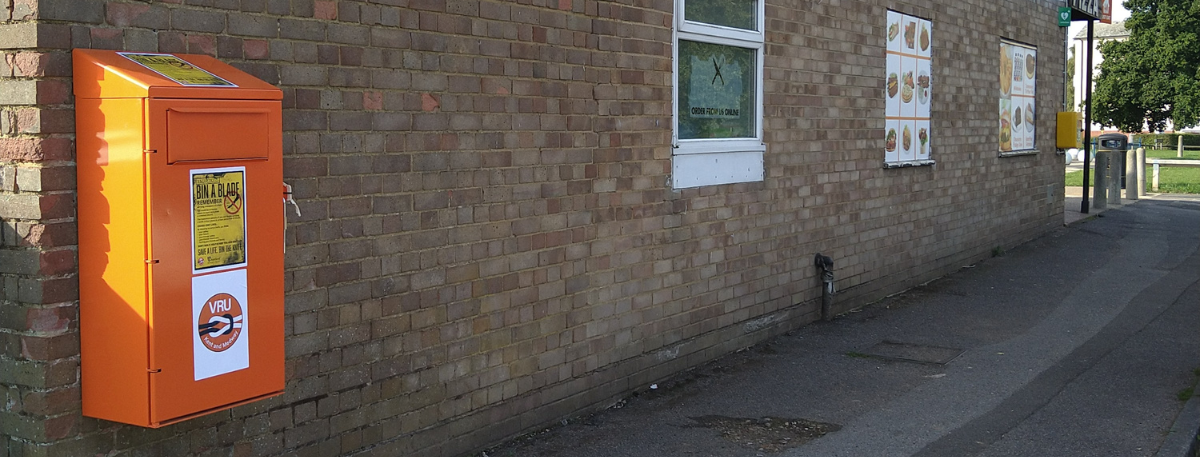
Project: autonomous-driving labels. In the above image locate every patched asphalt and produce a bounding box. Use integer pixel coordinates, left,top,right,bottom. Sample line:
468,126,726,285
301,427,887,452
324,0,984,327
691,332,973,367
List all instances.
485,195,1200,457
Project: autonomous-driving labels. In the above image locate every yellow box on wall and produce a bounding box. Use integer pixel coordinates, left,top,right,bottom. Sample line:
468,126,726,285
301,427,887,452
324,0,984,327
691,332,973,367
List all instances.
1057,112,1083,149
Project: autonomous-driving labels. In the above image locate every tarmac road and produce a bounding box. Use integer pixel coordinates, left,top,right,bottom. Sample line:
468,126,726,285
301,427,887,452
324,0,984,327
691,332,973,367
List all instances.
485,196,1200,457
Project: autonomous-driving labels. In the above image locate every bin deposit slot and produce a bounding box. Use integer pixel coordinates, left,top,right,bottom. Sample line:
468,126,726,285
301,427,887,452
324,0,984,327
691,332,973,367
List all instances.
168,108,269,163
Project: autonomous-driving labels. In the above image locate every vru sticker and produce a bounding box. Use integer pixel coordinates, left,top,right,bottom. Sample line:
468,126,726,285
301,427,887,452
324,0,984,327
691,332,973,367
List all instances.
192,269,250,380
198,293,244,352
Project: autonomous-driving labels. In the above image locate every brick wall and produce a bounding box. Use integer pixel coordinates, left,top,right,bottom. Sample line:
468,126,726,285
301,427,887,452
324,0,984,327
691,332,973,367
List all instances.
0,0,1064,456
1,1,83,455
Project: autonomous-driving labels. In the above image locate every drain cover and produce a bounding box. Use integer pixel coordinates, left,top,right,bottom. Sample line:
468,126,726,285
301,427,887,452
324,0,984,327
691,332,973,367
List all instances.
859,341,963,365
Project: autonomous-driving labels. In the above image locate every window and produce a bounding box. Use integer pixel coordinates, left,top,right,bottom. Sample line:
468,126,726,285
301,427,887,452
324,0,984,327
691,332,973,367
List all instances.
884,11,933,167
672,0,765,189
1000,40,1036,154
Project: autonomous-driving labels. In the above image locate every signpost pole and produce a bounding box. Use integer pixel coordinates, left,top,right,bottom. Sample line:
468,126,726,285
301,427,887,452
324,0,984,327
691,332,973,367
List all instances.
1080,19,1094,213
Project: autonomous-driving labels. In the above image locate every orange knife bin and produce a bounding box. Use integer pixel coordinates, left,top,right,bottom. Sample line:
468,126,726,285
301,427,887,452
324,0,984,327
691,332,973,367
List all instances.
74,49,285,427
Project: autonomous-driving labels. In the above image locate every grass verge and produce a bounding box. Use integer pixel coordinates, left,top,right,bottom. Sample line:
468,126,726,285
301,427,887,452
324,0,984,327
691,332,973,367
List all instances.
1065,168,1200,194
1144,148,1200,160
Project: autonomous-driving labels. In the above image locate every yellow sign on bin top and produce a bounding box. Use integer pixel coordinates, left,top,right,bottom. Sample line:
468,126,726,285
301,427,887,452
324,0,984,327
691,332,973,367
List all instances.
119,52,237,87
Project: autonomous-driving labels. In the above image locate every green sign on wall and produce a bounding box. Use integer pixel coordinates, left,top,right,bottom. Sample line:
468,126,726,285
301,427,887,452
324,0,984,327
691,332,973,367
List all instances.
1058,7,1072,26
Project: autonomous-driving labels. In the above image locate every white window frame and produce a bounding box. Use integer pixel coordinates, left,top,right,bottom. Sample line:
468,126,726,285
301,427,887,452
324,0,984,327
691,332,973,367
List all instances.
671,0,766,189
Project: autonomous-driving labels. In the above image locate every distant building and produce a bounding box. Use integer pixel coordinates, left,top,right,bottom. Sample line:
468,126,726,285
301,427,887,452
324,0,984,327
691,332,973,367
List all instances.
1072,21,1133,133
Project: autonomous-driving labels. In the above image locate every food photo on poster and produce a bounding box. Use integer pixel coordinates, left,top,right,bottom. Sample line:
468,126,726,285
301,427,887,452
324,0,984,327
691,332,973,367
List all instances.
903,17,916,50
919,22,929,52
916,68,929,105
885,118,899,163
901,71,914,104
999,99,1012,151
999,43,1012,97
917,119,930,160
915,58,931,119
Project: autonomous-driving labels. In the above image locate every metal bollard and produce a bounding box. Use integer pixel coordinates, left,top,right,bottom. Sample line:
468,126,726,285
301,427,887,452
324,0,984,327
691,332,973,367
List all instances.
1126,149,1138,200
1136,147,1146,197
1093,150,1108,209
1108,151,1122,205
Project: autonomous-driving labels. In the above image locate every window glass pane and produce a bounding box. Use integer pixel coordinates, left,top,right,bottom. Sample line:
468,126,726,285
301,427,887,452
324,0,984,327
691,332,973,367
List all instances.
684,0,757,31
678,40,756,140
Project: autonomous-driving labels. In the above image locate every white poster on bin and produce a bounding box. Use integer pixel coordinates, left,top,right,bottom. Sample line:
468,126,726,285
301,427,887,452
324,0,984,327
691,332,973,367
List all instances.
193,269,250,380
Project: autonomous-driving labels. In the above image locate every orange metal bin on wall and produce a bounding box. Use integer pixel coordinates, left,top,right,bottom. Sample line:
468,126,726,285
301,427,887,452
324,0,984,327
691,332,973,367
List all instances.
74,49,284,427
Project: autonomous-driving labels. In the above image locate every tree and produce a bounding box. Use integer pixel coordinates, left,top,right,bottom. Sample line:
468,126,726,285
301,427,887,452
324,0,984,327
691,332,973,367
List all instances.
1092,0,1200,132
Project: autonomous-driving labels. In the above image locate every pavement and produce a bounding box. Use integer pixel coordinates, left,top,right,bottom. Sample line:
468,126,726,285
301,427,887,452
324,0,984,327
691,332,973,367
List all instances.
1063,185,1141,226
485,191,1200,457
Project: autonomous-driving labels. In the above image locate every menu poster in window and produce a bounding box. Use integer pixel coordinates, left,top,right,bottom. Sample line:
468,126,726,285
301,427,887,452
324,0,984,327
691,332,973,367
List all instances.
999,40,1036,153
884,11,932,165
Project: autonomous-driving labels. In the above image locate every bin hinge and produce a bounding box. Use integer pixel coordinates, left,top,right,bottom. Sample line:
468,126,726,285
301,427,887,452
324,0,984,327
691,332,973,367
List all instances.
145,259,159,264
148,368,161,373
144,149,157,154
